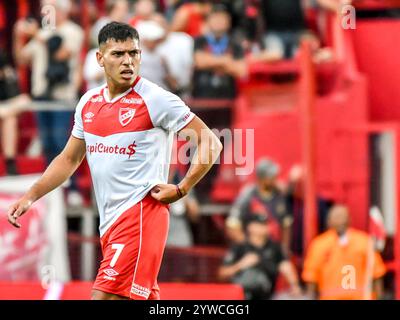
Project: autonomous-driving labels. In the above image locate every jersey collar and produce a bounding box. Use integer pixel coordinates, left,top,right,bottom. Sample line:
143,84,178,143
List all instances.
102,76,141,103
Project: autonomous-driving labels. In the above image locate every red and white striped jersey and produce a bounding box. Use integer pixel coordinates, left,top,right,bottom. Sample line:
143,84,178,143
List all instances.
71,77,195,236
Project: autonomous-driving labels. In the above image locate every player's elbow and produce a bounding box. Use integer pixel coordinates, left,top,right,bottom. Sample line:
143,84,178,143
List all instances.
215,138,223,155
211,133,223,154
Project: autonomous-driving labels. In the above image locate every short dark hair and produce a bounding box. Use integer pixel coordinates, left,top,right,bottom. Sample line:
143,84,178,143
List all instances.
98,22,139,46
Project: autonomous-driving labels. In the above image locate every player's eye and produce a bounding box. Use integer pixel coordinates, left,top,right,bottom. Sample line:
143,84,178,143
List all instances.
130,50,140,56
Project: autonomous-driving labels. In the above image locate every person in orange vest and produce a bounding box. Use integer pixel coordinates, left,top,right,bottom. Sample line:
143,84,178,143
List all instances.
302,204,386,300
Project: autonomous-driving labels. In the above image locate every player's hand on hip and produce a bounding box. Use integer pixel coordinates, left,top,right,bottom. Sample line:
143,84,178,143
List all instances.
150,184,183,204
7,198,33,228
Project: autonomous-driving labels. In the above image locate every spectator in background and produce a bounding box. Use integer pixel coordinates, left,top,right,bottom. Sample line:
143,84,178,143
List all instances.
136,20,177,90
83,45,106,90
170,0,212,38
13,0,84,202
157,16,194,97
285,164,332,256
259,0,309,59
216,0,262,53
129,0,165,28
302,204,386,300
164,0,187,22
219,214,302,300
192,4,246,99
90,0,130,47
225,158,293,255
166,167,200,247
0,50,31,175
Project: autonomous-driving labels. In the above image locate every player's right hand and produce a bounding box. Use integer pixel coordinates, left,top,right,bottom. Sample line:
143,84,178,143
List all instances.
7,198,33,228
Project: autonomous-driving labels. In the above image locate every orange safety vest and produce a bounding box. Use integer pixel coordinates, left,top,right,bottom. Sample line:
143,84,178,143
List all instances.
302,228,386,300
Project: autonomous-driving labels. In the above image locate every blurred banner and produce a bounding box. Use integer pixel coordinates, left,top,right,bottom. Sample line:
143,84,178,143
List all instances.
0,175,70,283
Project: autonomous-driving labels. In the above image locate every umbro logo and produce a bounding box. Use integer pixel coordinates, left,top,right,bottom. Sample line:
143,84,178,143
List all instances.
104,268,119,277
84,112,95,123
103,268,119,280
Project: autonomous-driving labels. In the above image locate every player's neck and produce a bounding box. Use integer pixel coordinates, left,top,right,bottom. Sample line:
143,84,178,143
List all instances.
107,78,136,100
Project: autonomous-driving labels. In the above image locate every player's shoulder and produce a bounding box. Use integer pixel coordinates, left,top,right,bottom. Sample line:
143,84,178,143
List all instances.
136,77,182,106
81,85,105,101
136,77,173,97
76,85,106,109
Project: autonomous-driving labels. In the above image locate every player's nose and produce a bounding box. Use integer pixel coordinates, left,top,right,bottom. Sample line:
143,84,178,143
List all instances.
122,53,133,65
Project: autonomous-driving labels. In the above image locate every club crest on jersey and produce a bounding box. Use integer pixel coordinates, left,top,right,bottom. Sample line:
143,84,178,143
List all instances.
119,108,136,126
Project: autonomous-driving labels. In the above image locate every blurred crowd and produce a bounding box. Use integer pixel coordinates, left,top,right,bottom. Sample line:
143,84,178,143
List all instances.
0,0,345,175
220,158,386,300
0,0,386,300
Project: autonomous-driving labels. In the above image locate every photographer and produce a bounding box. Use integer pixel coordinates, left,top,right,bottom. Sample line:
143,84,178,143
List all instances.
13,0,83,203
219,214,302,300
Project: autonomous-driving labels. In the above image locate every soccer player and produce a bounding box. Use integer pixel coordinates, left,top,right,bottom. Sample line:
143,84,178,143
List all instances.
7,22,223,300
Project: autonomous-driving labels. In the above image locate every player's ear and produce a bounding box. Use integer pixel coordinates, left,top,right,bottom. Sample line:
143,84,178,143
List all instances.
96,50,104,68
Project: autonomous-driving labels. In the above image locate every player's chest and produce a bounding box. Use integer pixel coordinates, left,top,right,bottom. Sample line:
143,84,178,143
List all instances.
82,96,153,137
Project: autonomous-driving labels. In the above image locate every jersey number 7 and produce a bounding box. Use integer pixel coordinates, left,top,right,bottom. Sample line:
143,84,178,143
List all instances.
110,243,125,267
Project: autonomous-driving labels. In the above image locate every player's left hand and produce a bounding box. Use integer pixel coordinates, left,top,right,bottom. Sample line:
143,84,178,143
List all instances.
150,184,184,204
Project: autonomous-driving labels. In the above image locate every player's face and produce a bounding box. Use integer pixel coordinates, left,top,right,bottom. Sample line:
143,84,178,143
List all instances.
97,38,141,89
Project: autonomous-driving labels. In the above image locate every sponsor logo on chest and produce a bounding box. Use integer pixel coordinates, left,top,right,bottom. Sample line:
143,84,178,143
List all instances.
121,97,143,104
90,95,104,103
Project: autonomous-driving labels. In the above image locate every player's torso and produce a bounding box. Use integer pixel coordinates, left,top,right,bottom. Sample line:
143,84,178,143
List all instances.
80,85,172,232
83,88,169,170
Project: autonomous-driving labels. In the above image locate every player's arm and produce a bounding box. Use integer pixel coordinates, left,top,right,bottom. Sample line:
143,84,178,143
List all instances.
178,116,223,193
150,116,223,203
7,136,86,228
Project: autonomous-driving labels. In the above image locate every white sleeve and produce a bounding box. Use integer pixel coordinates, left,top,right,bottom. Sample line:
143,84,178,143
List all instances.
148,88,195,132
71,91,94,139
